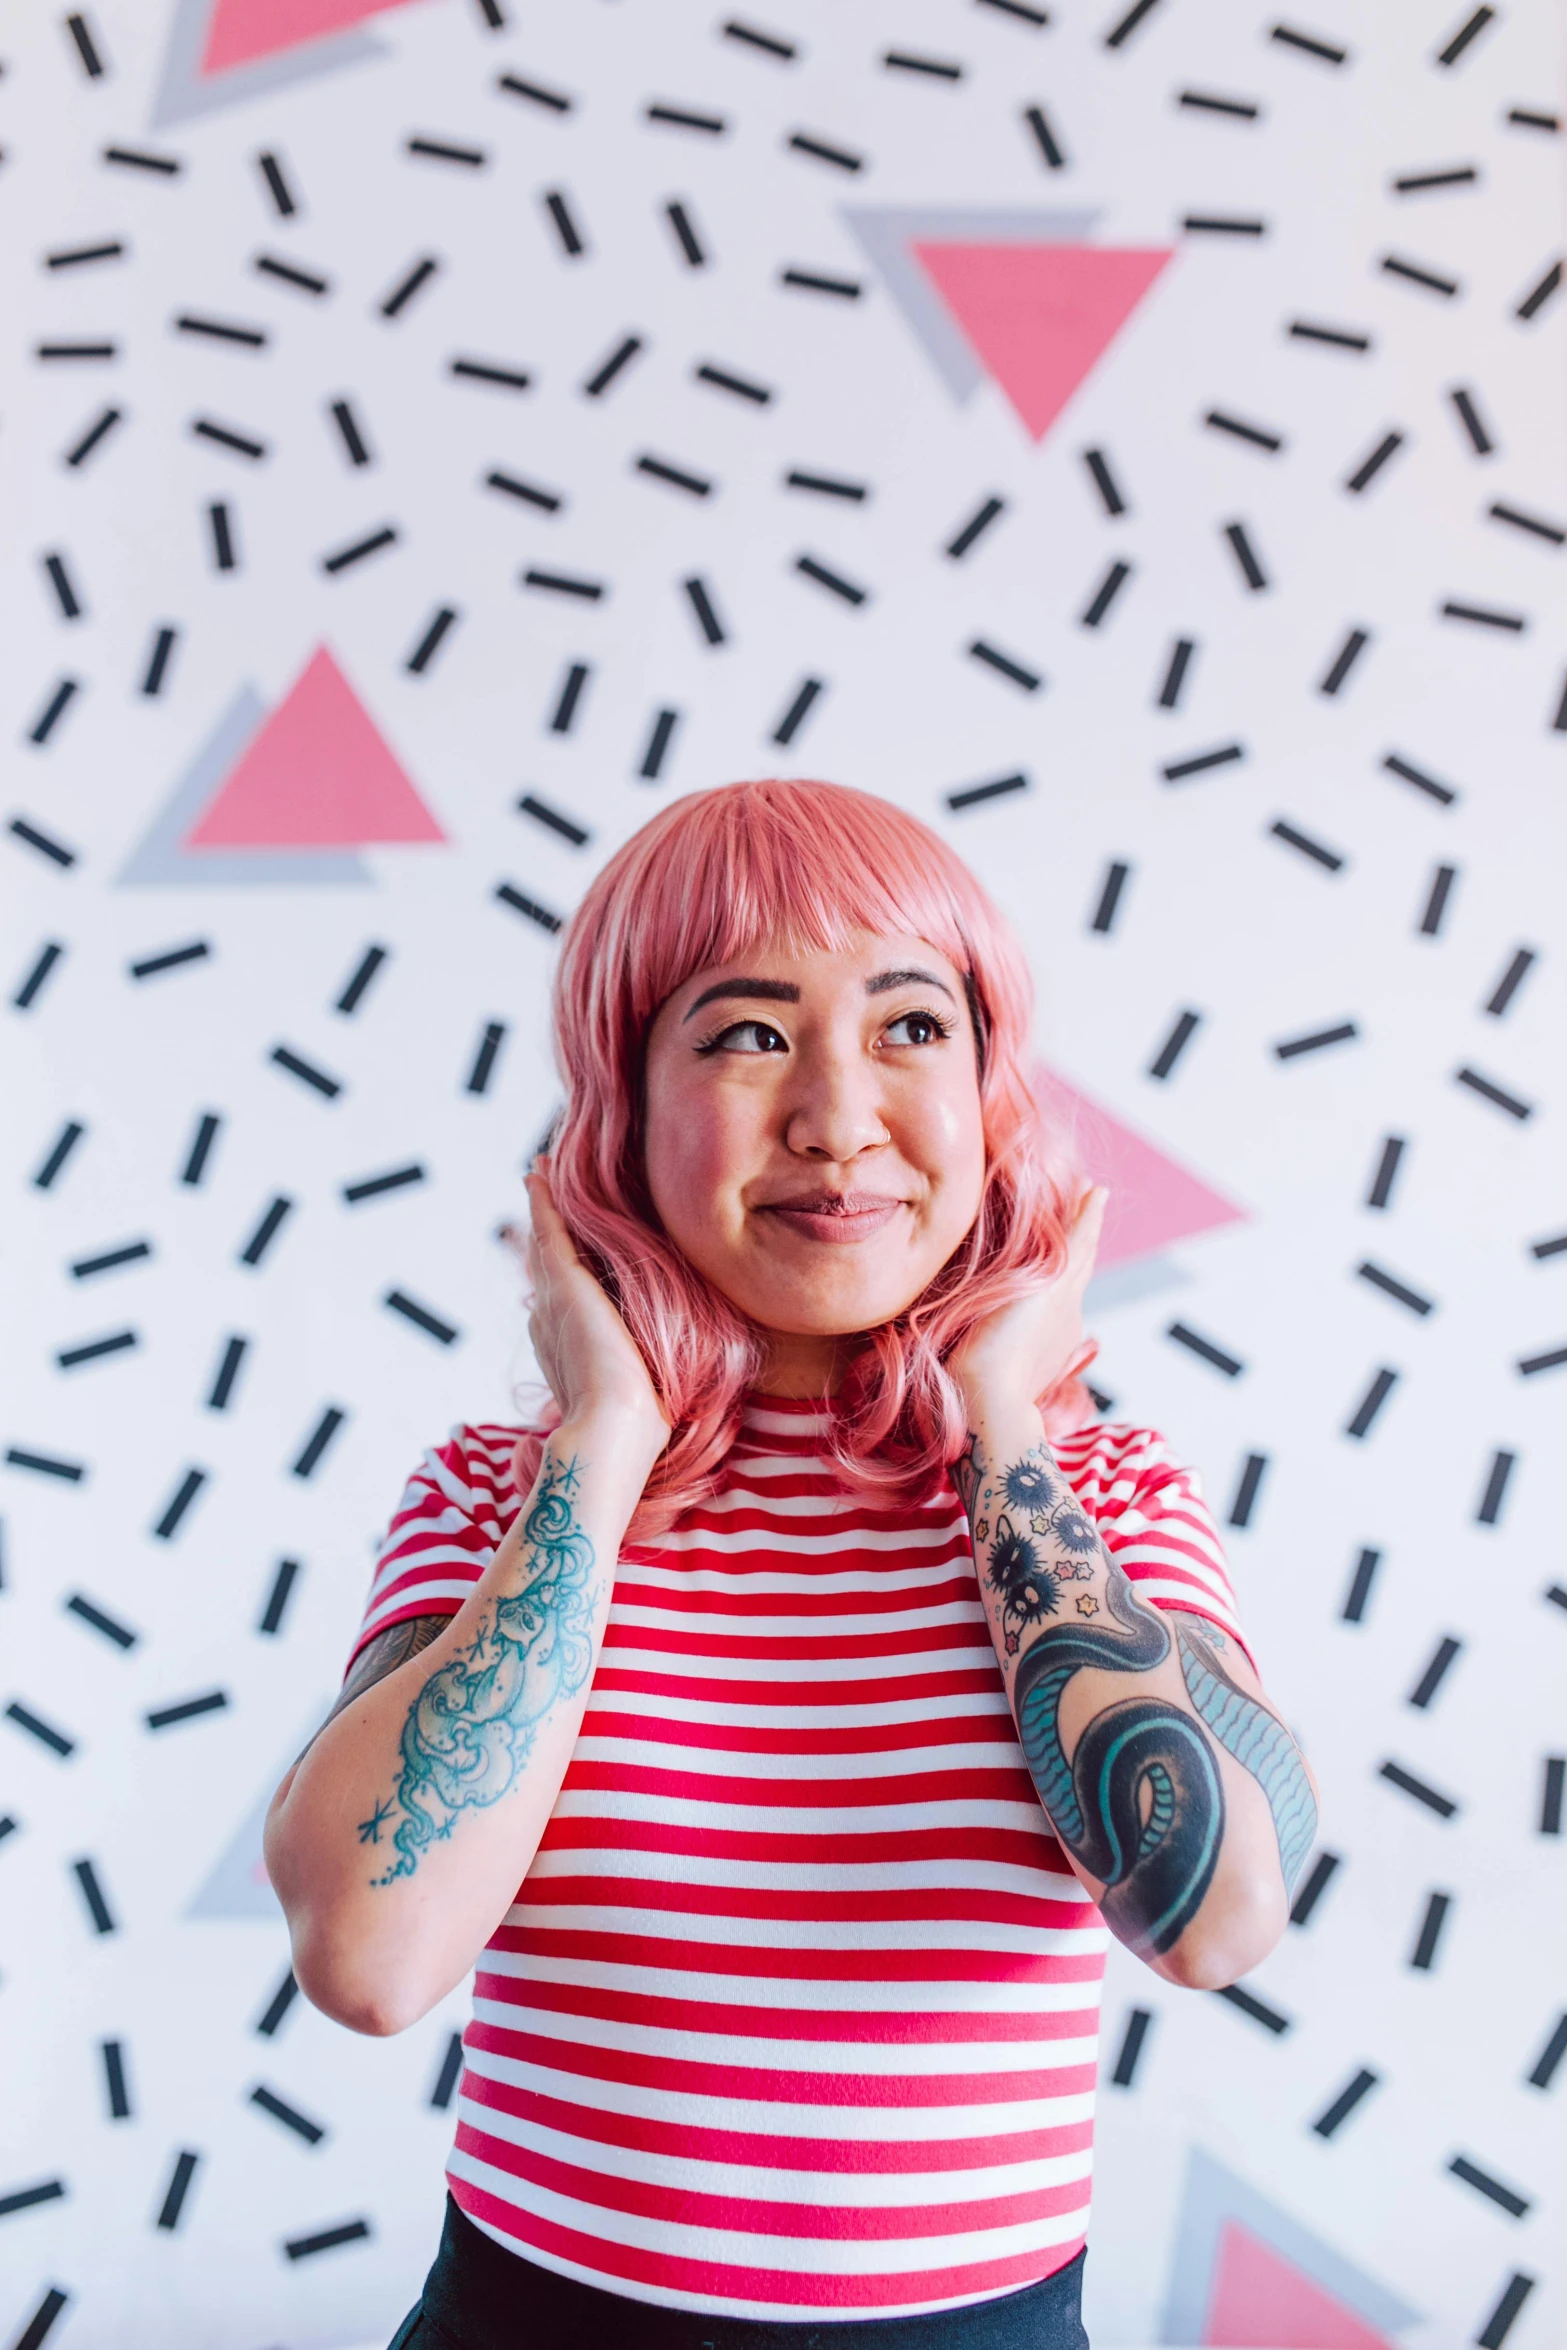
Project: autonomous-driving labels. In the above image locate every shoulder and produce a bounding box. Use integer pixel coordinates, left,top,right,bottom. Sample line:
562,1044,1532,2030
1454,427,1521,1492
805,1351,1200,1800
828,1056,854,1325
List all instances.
1051,1420,1196,1507
389,1421,534,1524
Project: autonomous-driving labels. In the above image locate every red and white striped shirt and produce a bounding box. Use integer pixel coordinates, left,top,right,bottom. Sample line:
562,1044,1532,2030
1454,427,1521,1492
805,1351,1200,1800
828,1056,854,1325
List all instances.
351,1399,1245,2322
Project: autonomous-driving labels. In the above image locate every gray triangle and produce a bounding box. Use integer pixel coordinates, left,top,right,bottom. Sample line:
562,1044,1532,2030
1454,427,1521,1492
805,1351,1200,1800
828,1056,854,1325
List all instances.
118,686,372,887
841,207,1101,404
150,0,390,131
1086,1254,1190,1313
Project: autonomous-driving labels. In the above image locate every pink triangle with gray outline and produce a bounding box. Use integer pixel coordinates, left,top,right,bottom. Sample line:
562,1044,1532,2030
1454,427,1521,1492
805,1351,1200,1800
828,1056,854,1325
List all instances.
199,0,423,73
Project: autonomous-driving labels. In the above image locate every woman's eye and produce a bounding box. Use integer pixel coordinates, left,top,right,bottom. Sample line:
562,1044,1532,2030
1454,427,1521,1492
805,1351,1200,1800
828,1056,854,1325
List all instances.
700,1019,788,1055
883,1010,949,1047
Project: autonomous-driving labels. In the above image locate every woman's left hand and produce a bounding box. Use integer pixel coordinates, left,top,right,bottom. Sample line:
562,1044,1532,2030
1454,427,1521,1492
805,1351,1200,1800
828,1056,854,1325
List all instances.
946,1185,1108,1428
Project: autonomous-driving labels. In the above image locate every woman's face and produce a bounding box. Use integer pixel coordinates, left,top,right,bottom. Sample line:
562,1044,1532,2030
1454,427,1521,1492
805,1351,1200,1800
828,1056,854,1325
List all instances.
643,929,988,1344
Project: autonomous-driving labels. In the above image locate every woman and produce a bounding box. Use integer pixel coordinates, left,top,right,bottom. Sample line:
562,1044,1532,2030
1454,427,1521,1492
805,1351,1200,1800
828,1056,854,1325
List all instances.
265,779,1317,2350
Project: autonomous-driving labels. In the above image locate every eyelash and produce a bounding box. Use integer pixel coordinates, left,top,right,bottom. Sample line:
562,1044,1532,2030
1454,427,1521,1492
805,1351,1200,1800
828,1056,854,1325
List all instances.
692,1008,955,1056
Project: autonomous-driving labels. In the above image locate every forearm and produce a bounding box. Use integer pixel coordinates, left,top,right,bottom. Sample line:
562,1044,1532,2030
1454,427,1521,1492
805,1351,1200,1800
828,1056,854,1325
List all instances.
955,1397,1316,1988
264,1417,651,2035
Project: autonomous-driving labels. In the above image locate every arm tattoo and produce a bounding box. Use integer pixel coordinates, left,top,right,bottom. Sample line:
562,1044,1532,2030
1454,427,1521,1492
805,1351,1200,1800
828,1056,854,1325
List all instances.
362,1449,598,1888
958,1433,1313,1954
1175,1617,1317,1894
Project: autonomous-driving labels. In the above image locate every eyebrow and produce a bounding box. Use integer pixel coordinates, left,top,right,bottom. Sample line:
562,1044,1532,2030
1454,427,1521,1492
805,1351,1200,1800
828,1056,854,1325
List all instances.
681,967,956,1022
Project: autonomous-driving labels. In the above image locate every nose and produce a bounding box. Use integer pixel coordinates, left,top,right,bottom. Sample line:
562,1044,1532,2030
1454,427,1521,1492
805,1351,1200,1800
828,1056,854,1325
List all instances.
783,1042,890,1163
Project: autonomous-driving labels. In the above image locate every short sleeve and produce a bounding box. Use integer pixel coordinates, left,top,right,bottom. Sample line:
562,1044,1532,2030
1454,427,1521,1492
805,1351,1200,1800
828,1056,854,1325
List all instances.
346,1423,528,1675
1058,1424,1254,1664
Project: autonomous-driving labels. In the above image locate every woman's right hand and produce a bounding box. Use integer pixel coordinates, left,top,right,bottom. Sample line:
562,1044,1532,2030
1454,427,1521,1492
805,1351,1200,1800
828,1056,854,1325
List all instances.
521,1168,672,1470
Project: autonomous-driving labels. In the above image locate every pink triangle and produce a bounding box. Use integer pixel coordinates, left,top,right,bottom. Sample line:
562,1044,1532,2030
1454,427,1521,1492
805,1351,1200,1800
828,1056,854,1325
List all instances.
1206,2222,1395,2350
1039,1071,1246,1271
185,647,445,850
911,242,1175,442
199,0,422,76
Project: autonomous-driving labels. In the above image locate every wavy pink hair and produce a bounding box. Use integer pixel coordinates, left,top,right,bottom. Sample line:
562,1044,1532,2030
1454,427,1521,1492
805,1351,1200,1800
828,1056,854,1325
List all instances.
516,779,1093,1539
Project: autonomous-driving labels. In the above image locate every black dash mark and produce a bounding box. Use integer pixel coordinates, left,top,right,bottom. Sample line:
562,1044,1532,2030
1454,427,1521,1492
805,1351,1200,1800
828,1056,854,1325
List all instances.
175,313,267,348
1104,0,1164,47
683,576,727,644
191,419,268,459
1489,500,1566,545
130,940,210,980
521,794,587,850
722,17,797,57
788,131,865,172
284,2219,372,2259
1441,598,1526,631
255,253,329,295
1110,2009,1153,2087
321,526,399,575
13,942,65,1010
57,1331,137,1370
497,71,572,111
1379,1759,1458,1817
968,640,1041,692
1366,1135,1406,1209
1183,214,1266,236
1455,1066,1532,1120
882,48,962,77
65,407,122,467
4,1446,83,1480
665,203,708,267
342,1164,425,1203
1205,410,1283,452
449,357,531,390
786,470,866,502
67,1594,137,1649
1023,105,1066,168
1156,638,1195,708
250,2084,326,2144
292,1409,346,1481
946,774,1029,814
466,1022,506,1093
1381,254,1459,296
549,662,592,732
1485,947,1537,1015
66,13,106,74
1448,385,1493,452
1312,2068,1378,2138
258,1558,301,1636
583,335,644,396
1516,261,1562,322
1476,1449,1516,1525
1228,1453,1268,1528
1357,1261,1432,1315
104,144,180,174
1448,2156,1529,2218
335,944,388,1013
1410,1889,1452,1968
1270,22,1347,62
1507,107,1560,131
6,1703,76,1757
257,1970,300,2036
1477,2278,1536,2350
1530,1234,1567,1260
1179,89,1261,119
795,554,867,606
1082,448,1125,515
71,1239,151,1277
257,152,297,215
406,607,459,674
378,256,439,319
1527,2016,1567,2089
43,553,83,619
543,189,585,256
1288,318,1370,351
1080,560,1132,628
1543,1758,1566,1835
206,1336,249,1412
101,2039,131,2120
1345,1368,1398,1438
180,1112,221,1187
1409,1637,1461,1708
431,2032,465,2108
982,0,1050,20
495,883,563,933
1319,628,1369,695
1393,164,1479,193
1345,431,1405,493
72,1857,115,1931
1214,1983,1290,2034
1167,1322,1244,1377
0,2184,67,2223
1518,1345,1567,1376
696,361,773,404
1289,1850,1340,1924
640,708,680,778
779,267,862,298
35,1121,86,1190
329,399,372,466
525,560,604,597
1435,5,1495,64
1089,861,1130,934
29,678,81,745
1162,741,1242,781
772,678,824,747
1222,521,1268,589
646,102,727,132
385,1290,461,1345
146,1690,228,1731
141,626,179,696
1274,1021,1358,1059
156,2151,200,2231
406,136,487,168
1147,1010,1201,1080
153,1468,208,1540
270,1045,343,1098
1384,750,1457,806
207,503,236,572
1341,1548,1381,1623
637,454,712,497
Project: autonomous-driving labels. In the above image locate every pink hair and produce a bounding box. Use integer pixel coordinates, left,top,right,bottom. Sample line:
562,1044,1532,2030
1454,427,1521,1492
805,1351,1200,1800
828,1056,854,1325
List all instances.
516,779,1094,1539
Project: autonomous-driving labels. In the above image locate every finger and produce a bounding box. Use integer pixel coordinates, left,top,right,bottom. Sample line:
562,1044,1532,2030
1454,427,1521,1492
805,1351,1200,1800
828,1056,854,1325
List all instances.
524,1171,582,1266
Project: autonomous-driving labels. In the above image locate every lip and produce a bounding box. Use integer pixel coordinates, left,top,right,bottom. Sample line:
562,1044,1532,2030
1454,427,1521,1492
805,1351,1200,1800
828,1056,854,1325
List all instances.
755,1193,909,1245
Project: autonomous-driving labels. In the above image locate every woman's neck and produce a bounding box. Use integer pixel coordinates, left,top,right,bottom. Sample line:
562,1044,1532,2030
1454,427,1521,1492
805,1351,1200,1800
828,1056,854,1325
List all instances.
757,1331,847,1398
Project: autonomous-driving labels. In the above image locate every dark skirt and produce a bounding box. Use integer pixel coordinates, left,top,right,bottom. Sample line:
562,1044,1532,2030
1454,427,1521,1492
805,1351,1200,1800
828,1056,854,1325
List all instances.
389,2196,1089,2350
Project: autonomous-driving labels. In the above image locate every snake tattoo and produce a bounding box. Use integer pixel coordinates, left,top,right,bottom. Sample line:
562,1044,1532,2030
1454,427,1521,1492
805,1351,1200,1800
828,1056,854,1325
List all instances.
958,1436,1316,1957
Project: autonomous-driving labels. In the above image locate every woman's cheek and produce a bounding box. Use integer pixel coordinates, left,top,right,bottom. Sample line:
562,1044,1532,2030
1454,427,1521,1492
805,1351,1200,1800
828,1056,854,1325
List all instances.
649,1083,755,1236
